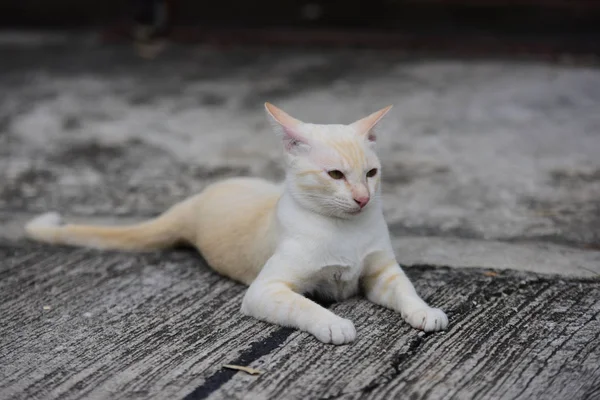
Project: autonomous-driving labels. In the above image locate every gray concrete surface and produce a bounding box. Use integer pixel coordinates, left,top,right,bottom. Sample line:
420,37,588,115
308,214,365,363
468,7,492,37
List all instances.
1,244,599,400
1,32,600,400
1,32,599,276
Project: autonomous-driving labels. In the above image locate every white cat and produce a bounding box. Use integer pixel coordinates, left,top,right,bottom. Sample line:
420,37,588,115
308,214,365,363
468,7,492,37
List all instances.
25,103,448,344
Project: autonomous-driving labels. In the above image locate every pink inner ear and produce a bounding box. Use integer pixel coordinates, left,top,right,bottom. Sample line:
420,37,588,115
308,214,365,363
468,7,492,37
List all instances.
265,102,310,150
265,102,301,129
283,127,307,150
351,105,393,141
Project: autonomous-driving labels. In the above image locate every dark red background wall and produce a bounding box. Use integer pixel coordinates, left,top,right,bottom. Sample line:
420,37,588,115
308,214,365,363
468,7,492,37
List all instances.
1,1,598,55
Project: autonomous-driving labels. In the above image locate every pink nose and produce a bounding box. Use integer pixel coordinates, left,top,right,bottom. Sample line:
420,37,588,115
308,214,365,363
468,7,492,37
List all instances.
354,196,370,208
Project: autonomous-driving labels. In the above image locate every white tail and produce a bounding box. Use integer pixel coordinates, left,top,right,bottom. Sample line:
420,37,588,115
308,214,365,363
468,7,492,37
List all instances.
25,210,189,251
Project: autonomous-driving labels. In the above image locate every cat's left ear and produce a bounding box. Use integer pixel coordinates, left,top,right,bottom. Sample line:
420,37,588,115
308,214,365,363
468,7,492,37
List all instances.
350,105,393,142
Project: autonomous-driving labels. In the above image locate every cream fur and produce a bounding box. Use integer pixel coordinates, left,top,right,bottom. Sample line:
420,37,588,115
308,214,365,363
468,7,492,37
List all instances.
25,103,448,344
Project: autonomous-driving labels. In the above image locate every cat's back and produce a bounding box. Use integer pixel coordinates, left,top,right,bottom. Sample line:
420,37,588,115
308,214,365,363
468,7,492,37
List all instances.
191,177,282,285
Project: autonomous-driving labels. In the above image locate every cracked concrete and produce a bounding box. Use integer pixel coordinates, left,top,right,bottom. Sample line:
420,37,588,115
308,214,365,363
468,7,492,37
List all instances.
1,30,600,400
1,245,599,400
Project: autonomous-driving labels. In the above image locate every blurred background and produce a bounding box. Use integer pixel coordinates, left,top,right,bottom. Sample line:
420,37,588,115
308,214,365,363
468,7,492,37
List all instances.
1,0,599,258
2,0,600,55
1,3,600,398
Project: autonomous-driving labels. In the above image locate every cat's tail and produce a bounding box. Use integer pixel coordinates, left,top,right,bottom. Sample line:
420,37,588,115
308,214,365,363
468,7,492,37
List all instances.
24,209,190,251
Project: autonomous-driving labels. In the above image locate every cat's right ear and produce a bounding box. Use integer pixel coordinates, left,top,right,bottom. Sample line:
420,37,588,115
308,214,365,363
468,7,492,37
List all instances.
265,102,311,154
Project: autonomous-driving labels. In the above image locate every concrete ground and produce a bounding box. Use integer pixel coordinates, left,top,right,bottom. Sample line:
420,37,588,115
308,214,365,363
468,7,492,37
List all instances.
1,32,599,399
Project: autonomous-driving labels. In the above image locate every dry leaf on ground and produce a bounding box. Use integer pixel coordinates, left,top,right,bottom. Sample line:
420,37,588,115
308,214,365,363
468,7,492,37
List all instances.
222,364,262,375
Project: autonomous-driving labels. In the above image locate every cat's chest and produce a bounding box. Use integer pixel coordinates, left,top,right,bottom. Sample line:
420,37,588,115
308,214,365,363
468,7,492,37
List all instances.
316,231,371,268
306,230,382,299
311,264,361,300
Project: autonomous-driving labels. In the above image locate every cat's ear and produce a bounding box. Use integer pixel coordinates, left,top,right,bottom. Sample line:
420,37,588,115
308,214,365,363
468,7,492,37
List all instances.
350,105,393,142
265,102,311,154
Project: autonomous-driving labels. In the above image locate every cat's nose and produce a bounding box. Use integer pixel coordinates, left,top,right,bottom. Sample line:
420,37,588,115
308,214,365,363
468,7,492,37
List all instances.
354,196,370,208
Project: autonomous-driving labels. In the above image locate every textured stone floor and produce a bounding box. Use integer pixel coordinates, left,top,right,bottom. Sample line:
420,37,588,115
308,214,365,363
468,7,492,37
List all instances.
1,244,599,400
1,31,599,400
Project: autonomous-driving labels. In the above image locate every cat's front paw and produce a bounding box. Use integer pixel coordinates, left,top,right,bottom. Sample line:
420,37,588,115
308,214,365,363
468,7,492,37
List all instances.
405,307,448,332
309,317,356,345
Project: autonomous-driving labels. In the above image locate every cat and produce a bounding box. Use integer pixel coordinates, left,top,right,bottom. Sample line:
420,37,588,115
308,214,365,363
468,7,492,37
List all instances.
25,102,448,344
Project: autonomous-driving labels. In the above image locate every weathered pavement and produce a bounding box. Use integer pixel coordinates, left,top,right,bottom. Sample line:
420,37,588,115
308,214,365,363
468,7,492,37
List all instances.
1,32,600,399
2,244,599,400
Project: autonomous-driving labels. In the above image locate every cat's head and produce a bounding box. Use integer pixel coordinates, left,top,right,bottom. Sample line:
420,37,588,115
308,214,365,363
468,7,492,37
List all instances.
265,102,392,219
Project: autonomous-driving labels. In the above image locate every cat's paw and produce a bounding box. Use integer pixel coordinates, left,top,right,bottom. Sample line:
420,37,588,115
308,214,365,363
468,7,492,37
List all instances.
405,307,448,332
309,317,356,345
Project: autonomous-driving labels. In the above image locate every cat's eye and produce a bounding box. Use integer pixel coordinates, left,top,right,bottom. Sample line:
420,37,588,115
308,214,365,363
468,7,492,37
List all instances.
366,168,378,178
328,170,345,180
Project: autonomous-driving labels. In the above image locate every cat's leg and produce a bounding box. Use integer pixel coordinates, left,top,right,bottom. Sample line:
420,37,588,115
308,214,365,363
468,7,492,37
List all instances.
241,261,356,344
361,254,448,332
